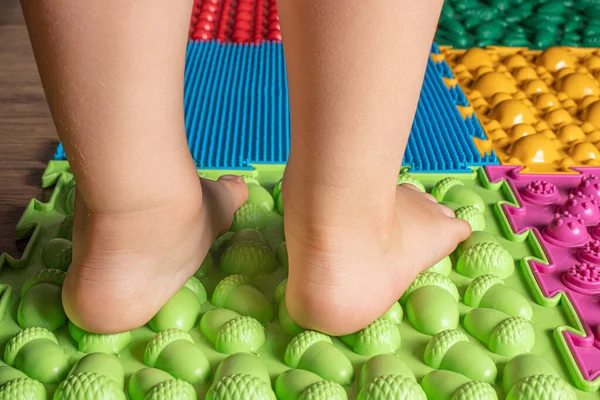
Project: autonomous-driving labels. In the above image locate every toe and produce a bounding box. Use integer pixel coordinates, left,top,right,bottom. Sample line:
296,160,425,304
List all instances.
439,203,456,218
201,175,249,233
444,214,472,242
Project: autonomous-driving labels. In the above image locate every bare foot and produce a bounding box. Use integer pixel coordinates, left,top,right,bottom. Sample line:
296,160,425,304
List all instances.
62,174,247,333
283,179,471,336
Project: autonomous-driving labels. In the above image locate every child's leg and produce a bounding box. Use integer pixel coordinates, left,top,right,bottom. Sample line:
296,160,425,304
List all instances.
21,1,247,333
279,0,471,335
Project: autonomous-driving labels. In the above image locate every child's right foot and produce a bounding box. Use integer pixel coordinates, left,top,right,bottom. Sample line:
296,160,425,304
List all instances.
283,176,471,336
62,172,248,334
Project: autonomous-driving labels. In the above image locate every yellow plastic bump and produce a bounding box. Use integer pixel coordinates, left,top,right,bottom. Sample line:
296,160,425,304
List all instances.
490,93,513,108
474,66,496,79
505,54,528,70
523,79,549,96
509,123,536,140
569,142,600,163
491,100,537,129
533,93,560,111
560,98,577,114
557,125,586,144
556,73,600,100
580,95,600,110
556,67,577,82
472,72,517,98
588,130,600,142
583,101,600,129
515,67,538,83
461,47,493,70
509,134,561,166
544,109,573,129
537,47,576,72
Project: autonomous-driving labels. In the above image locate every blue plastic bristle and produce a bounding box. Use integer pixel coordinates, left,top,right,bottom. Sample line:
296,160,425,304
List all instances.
53,41,497,172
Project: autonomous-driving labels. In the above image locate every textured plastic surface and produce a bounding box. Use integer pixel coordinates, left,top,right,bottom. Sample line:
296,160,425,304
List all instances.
443,46,600,173
0,161,593,398
53,43,497,172
487,165,600,392
189,0,282,44
436,0,600,49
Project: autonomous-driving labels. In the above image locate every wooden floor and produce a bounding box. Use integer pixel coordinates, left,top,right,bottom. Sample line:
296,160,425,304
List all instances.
0,0,58,256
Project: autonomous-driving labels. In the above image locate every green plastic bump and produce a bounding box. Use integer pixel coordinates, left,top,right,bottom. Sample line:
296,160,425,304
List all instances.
57,214,74,241
194,251,214,279
456,233,514,279
4,327,69,384
220,240,278,277
212,274,274,324
69,353,125,389
397,172,426,192
502,354,560,394
277,193,284,215
199,308,266,354
381,302,403,324
229,229,268,245
20,268,65,298
285,330,354,385
463,309,535,357
358,375,427,400
434,178,485,212
231,204,270,231
64,179,76,215
18,269,67,330
432,178,464,202
421,370,497,400
247,182,275,211
144,328,210,384
455,206,486,231
278,297,305,336
53,372,126,400
358,354,415,392
427,256,452,276
276,241,289,269
275,369,347,400
273,180,283,199
274,278,287,304
206,353,275,400
341,319,401,356
424,329,497,384
41,238,72,270
68,322,131,354
0,366,46,400
464,275,533,320
128,368,196,400
148,276,206,332
145,379,197,400
506,375,576,400
211,231,235,253
400,272,459,336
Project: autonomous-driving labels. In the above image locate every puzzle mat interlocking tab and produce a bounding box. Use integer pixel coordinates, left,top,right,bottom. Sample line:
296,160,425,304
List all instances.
0,161,595,399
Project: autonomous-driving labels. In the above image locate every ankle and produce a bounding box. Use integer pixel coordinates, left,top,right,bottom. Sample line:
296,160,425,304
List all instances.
282,175,395,238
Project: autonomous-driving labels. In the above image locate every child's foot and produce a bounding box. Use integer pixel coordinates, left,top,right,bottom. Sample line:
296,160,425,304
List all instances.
283,178,471,336
62,174,247,333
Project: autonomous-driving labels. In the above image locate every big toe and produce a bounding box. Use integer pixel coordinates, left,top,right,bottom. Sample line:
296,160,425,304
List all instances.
441,213,472,245
202,175,249,233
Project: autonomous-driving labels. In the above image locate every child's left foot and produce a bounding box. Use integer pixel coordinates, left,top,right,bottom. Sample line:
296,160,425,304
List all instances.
283,176,471,336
